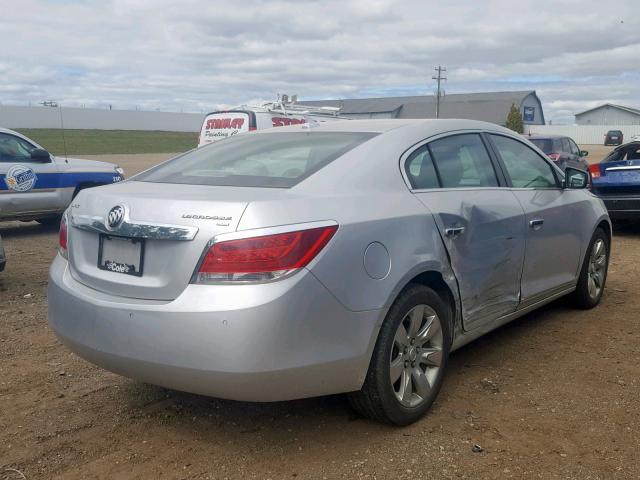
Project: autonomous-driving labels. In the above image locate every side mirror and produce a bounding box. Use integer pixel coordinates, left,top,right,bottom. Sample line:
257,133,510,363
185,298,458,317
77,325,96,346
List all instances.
564,167,588,189
580,150,589,157
30,148,51,162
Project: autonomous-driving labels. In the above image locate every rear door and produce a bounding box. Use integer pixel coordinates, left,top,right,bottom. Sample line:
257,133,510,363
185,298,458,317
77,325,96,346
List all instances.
488,134,585,302
406,132,526,331
198,111,253,147
0,132,61,219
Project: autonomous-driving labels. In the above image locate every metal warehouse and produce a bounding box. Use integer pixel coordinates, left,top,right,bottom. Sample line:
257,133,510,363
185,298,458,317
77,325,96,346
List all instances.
300,90,545,126
575,103,640,125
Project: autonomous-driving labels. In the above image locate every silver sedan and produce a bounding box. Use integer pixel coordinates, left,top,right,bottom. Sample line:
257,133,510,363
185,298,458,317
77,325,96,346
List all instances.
48,119,611,425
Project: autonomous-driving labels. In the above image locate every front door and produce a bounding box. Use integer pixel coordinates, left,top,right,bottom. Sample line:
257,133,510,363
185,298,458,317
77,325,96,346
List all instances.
407,133,527,331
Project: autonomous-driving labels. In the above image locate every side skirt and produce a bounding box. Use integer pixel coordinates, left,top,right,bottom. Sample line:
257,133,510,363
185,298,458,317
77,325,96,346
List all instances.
451,284,576,352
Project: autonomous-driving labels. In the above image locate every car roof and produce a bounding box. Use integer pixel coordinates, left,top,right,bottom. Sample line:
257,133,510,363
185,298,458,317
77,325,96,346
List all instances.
612,140,640,150
525,134,566,140
255,118,517,137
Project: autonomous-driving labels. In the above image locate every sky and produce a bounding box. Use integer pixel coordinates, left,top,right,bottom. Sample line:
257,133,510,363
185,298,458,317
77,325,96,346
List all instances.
1,0,639,124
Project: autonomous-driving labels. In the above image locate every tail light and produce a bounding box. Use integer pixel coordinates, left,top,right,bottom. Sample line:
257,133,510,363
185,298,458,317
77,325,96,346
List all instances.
588,164,601,179
58,215,68,259
249,126,257,131
547,153,561,162
194,224,338,283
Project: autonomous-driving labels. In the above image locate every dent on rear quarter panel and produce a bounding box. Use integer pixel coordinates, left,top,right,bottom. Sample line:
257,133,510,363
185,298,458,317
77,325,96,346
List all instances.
239,191,458,314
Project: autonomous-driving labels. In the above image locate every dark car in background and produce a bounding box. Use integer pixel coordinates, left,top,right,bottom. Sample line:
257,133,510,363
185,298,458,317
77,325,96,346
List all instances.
590,140,640,220
604,130,624,146
526,134,589,171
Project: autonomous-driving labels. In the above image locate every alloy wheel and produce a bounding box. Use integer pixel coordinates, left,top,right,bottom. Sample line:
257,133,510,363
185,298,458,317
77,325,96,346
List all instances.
587,238,607,299
390,304,444,407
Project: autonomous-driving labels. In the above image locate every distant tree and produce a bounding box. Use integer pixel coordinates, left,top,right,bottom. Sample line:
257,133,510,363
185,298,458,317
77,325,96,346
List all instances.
505,103,524,133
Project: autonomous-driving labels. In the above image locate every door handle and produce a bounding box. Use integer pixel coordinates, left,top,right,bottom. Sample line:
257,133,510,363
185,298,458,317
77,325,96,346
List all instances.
529,219,544,229
444,226,465,237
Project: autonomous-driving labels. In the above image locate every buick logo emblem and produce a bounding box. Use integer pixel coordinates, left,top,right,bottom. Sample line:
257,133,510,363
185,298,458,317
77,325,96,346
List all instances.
107,205,125,229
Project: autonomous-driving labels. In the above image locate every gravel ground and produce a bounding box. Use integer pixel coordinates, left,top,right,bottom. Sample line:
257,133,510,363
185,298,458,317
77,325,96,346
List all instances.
1,147,639,480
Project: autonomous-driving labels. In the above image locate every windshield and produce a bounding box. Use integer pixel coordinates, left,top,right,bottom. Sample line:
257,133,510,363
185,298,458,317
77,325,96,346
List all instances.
529,138,553,154
136,131,377,188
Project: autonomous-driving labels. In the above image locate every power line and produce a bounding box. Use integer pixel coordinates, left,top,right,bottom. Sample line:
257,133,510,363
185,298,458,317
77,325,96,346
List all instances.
432,65,447,119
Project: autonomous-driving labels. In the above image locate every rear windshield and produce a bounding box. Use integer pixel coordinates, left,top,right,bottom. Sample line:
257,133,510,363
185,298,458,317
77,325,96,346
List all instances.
136,131,377,188
530,138,553,154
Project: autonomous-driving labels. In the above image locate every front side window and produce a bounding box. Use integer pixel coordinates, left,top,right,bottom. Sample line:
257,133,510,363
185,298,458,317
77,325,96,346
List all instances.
490,134,559,188
0,133,36,162
135,132,377,188
405,145,439,189
428,134,498,188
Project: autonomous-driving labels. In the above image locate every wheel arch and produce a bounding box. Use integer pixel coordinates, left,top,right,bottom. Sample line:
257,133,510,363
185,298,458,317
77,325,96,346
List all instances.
387,268,461,341
596,218,612,244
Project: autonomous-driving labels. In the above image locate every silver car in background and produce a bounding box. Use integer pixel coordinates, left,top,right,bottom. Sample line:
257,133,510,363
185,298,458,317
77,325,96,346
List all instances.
48,119,611,425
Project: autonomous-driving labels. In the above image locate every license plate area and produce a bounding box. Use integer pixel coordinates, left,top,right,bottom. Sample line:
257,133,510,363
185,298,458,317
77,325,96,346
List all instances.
98,234,145,277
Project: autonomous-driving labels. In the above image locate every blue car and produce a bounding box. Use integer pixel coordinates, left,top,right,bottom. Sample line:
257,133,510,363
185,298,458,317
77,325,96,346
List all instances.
589,140,640,220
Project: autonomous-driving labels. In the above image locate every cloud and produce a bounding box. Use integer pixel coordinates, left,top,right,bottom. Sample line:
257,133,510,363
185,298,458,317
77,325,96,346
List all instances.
1,0,639,123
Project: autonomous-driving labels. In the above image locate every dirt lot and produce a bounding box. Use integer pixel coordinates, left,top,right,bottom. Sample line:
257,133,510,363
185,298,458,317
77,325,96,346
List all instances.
2,147,639,480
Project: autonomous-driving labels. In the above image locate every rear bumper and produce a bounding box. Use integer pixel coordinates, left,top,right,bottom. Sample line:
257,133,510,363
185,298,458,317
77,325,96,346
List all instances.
48,254,384,401
597,195,640,219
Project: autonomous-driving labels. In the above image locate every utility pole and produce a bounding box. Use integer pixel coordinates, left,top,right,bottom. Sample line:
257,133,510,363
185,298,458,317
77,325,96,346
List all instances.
432,65,447,119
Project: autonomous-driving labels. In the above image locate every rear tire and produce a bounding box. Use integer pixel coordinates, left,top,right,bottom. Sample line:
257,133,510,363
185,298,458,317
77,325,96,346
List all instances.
348,284,451,426
570,228,609,309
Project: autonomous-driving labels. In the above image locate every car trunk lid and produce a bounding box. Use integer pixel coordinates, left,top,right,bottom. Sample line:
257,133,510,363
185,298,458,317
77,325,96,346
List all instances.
591,159,640,194
66,181,282,300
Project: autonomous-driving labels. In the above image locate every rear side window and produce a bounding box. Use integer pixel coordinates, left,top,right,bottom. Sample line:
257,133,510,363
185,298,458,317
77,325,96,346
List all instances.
405,145,439,189
530,138,552,154
429,134,498,188
490,135,559,188
136,132,377,188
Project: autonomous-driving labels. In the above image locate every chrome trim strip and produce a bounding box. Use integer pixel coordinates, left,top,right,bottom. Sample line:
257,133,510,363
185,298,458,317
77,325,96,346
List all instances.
517,281,575,310
70,212,198,241
605,166,640,171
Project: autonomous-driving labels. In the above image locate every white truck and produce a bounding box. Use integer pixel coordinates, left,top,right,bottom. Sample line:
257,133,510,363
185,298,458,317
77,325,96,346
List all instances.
0,127,125,225
197,98,344,147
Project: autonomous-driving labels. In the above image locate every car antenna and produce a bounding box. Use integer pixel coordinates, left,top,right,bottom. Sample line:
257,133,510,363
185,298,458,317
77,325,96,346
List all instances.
58,104,69,163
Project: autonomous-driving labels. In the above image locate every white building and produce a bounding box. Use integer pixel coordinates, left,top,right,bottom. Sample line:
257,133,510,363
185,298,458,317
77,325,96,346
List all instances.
575,103,640,126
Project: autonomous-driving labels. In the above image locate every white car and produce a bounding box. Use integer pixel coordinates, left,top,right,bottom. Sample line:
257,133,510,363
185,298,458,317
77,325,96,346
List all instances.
0,128,125,224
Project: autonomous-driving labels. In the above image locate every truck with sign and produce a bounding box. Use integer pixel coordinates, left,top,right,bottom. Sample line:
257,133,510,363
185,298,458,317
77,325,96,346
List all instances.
197,97,344,147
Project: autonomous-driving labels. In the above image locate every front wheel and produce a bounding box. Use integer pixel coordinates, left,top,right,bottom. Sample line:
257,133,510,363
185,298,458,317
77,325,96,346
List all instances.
348,284,451,425
570,228,609,309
